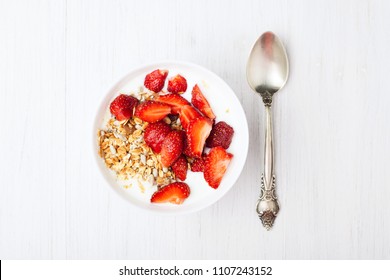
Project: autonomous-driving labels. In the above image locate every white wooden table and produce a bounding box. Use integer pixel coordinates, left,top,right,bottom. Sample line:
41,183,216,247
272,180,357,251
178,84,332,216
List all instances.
1,0,389,259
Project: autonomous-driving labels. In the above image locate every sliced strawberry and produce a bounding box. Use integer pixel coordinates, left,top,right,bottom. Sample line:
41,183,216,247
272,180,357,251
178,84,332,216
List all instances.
191,84,216,119
191,157,205,172
144,69,168,92
109,94,139,121
179,105,202,130
171,155,188,181
144,121,172,153
156,93,190,114
150,182,190,204
134,101,172,123
167,74,187,94
160,130,185,167
204,147,233,189
206,121,235,149
182,136,192,157
185,117,212,158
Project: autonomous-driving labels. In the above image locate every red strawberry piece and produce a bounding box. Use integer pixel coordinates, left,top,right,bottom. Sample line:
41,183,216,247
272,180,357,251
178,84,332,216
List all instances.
134,101,172,123
167,74,187,94
144,69,168,92
179,105,202,130
182,136,192,157
191,84,216,119
150,182,190,204
185,117,212,158
144,121,172,153
109,94,139,121
156,93,190,114
204,147,233,189
206,121,235,149
171,155,188,181
160,130,185,167
191,157,205,172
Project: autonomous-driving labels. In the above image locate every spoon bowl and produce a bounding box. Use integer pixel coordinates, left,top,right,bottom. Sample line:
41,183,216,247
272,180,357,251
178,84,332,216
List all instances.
247,32,289,103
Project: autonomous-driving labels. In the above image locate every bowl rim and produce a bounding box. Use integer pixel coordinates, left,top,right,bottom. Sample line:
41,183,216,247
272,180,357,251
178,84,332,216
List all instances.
92,60,249,215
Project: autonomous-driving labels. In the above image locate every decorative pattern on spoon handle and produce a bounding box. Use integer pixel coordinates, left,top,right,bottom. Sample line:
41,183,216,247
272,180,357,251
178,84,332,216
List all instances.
256,174,279,230
257,104,280,230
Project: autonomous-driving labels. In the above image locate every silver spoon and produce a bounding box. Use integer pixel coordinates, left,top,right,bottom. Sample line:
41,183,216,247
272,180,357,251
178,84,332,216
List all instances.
246,31,289,230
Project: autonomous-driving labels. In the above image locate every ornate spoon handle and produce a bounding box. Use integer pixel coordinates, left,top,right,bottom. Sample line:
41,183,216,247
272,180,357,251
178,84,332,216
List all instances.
256,104,280,230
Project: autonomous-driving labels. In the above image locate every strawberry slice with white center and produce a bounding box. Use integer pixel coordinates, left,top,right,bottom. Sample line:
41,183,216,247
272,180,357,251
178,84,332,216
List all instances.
156,93,190,114
151,182,190,204
204,146,233,189
179,105,202,130
191,84,216,119
134,100,172,123
185,117,212,158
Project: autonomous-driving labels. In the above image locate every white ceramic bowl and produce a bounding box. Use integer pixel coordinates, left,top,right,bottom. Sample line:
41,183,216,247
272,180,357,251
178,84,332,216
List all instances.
93,61,248,214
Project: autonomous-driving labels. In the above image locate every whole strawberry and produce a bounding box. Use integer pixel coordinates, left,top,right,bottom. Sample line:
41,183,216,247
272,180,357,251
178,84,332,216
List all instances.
109,94,139,121
206,121,234,149
144,69,168,92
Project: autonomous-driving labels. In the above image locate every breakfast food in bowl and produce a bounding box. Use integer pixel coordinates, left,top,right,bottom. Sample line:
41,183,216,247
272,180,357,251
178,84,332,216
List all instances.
97,68,235,205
